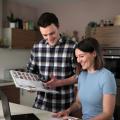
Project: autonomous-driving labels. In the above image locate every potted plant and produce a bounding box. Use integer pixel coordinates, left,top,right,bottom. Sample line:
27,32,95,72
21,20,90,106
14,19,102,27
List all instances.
7,13,16,28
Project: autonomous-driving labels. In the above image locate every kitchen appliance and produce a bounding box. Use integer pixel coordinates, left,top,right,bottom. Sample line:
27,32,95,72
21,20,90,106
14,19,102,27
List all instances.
0,89,40,120
103,47,120,86
103,47,120,112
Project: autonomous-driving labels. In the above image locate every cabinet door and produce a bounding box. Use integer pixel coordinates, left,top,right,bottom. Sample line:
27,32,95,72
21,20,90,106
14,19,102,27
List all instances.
3,28,42,49
20,89,36,107
12,29,41,49
91,26,120,47
0,85,20,104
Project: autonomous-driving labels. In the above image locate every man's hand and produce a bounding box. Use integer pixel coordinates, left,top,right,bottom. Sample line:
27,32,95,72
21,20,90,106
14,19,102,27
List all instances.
44,76,61,89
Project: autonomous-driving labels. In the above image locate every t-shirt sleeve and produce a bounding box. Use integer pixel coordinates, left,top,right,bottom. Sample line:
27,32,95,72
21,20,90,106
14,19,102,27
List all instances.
102,72,117,95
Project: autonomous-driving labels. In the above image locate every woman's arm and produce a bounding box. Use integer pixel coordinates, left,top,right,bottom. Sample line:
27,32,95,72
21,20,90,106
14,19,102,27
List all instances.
52,94,81,118
90,94,116,120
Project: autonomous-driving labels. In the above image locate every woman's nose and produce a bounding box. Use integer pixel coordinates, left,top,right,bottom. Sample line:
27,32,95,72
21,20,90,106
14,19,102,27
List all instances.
77,58,81,63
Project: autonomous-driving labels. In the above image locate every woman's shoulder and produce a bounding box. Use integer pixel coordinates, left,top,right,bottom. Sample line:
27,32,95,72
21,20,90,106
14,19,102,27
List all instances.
98,68,115,83
99,67,114,76
79,71,87,78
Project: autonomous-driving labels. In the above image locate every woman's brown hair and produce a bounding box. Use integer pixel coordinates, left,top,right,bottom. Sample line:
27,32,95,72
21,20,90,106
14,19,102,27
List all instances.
74,37,104,70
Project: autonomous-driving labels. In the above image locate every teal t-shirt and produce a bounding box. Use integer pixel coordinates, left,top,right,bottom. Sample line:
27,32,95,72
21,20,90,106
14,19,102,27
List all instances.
78,68,116,120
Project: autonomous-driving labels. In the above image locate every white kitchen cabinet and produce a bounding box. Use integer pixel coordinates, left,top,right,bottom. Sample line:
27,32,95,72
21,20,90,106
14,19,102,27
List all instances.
20,89,36,107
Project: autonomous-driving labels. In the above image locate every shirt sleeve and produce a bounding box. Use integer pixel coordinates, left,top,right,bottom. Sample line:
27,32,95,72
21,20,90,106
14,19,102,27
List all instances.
27,44,37,73
102,72,117,95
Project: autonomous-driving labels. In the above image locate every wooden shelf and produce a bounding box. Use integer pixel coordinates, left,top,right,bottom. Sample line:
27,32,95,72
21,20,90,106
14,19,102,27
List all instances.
91,26,120,47
3,28,42,49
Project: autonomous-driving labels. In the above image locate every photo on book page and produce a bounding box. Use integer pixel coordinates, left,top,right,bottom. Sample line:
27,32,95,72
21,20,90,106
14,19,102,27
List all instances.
10,70,58,93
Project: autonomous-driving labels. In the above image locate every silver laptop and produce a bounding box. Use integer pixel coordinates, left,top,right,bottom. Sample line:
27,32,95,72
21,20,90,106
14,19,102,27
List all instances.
0,89,40,120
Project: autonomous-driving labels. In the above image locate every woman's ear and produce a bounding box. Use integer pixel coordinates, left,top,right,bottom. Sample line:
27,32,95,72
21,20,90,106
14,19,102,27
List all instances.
93,51,96,57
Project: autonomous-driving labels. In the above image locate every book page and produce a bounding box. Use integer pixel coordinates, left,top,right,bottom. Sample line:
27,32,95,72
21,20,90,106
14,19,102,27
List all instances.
10,70,58,93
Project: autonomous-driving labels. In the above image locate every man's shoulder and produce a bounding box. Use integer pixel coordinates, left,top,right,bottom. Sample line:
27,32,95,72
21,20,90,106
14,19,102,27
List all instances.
32,39,46,51
34,39,45,46
61,36,76,45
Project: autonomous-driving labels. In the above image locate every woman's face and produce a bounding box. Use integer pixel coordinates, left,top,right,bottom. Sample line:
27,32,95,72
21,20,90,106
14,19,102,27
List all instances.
75,48,96,72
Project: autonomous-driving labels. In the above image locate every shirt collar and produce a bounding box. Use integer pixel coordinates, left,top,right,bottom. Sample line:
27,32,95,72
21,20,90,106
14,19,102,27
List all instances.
45,35,64,46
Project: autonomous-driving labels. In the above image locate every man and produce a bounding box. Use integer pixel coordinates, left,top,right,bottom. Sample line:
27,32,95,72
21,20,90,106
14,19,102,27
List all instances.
27,12,78,112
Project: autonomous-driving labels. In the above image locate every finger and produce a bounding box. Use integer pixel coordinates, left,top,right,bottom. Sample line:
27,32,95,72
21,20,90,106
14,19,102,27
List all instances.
46,79,54,87
46,79,54,84
63,116,69,120
52,113,58,117
52,113,61,118
51,75,56,79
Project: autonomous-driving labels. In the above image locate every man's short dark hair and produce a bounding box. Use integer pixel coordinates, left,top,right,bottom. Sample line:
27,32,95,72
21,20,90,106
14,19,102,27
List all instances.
37,12,59,28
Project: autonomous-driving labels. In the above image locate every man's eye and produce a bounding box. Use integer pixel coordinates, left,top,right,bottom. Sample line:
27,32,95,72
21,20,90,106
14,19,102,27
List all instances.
49,32,55,36
43,35,47,37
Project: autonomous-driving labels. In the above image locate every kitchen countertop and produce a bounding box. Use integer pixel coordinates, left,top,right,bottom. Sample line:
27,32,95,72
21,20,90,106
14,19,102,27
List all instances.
0,80,14,86
0,101,58,120
0,81,80,120
0,101,80,120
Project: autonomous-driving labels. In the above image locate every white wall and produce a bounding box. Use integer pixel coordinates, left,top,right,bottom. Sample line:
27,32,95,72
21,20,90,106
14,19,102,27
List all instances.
0,0,3,39
37,0,120,38
0,48,30,79
3,0,38,28
4,0,120,38
0,1,38,80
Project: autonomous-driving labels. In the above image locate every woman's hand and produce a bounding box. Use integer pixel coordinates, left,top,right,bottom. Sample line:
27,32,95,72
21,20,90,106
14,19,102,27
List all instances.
52,110,70,119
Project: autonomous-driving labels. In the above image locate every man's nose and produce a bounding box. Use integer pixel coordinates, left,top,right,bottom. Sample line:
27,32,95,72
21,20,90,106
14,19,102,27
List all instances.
47,35,52,40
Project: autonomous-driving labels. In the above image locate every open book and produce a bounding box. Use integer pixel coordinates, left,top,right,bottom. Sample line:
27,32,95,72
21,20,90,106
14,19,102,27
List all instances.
10,70,58,93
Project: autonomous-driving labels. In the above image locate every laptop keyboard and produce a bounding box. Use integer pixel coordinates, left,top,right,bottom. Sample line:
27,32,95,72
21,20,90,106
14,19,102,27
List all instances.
11,113,40,120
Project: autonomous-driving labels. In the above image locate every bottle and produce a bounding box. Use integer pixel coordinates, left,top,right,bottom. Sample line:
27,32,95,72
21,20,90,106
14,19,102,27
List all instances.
100,20,104,27
28,20,34,30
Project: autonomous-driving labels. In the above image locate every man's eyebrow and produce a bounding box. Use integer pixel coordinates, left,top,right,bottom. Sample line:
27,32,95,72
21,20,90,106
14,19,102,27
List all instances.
49,31,55,35
43,31,55,36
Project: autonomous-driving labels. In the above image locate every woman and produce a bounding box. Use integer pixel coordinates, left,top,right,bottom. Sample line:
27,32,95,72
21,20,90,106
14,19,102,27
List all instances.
53,37,116,120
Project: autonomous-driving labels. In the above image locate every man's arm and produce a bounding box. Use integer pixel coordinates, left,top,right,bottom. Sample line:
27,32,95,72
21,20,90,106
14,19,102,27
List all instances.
45,64,81,88
45,74,78,89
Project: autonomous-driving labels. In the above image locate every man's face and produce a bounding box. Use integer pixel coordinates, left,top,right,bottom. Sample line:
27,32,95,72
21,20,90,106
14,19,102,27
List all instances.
39,24,60,46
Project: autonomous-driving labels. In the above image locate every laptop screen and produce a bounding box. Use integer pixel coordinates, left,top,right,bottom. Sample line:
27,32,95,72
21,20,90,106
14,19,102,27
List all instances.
0,89,11,120
0,89,40,120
